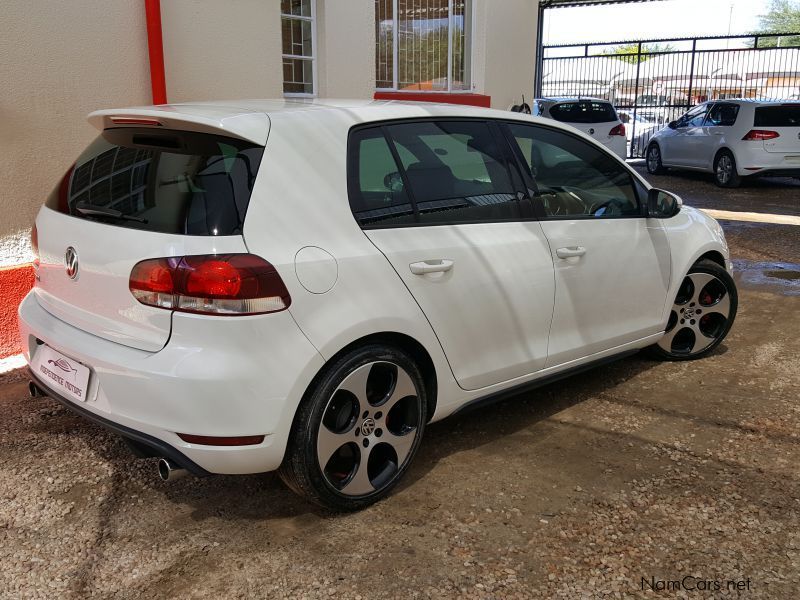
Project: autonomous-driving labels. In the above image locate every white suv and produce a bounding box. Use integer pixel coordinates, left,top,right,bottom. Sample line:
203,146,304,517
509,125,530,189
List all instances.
646,99,800,187
20,100,736,510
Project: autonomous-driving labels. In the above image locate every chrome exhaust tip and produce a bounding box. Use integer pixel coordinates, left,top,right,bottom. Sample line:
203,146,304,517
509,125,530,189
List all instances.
158,458,187,481
28,381,44,398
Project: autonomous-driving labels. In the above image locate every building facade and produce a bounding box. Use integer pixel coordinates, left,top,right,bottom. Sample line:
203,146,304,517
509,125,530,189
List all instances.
0,0,540,358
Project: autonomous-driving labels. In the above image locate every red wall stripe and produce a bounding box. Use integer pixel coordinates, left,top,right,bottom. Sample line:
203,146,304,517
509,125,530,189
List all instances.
145,0,168,105
0,264,34,359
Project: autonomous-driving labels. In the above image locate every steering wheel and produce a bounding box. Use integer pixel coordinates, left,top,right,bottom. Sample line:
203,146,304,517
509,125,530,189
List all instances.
589,198,627,217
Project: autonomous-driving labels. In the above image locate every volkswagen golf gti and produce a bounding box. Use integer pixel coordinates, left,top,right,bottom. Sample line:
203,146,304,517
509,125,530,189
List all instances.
20,100,737,510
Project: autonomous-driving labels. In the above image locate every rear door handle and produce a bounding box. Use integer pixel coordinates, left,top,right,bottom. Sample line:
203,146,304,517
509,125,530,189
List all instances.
409,259,454,275
556,246,586,259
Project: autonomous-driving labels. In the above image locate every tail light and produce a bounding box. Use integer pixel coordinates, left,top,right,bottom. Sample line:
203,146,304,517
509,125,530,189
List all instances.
129,254,291,316
742,129,780,141
31,223,39,269
609,123,626,137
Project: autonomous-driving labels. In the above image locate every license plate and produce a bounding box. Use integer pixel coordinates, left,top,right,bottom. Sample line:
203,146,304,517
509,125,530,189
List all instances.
31,345,91,402
785,155,800,164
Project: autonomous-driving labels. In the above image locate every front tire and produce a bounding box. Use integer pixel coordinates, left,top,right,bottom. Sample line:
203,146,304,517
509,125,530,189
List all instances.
646,143,666,175
279,344,427,511
648,259,737,361
713,150,741,188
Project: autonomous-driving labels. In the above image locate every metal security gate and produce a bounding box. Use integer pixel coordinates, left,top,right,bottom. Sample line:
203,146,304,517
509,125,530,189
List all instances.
538,34,800,158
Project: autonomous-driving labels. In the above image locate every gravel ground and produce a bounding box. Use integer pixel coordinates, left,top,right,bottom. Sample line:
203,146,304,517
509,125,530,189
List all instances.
1,175,799,599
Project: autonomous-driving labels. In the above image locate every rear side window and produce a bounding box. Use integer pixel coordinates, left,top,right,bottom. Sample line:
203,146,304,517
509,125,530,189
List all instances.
348,120,520,227
754,105,800,127
46,128,264,235
705,104,739,127
348,129,415,227
549,101,618,124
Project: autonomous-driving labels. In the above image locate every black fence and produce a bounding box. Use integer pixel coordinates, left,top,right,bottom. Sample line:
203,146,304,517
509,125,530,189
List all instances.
538,33,800,158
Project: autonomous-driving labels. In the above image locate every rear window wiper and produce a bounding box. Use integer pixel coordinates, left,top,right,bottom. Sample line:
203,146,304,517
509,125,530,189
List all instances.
74,202,148,224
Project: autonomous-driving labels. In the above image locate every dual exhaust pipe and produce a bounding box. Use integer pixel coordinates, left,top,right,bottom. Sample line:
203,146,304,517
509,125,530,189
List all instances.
29,379,188,483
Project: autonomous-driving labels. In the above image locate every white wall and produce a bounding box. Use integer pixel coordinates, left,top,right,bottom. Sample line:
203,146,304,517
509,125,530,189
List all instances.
161,0,284,102
0,0,152,265
471,0,540,110
316,0,376,99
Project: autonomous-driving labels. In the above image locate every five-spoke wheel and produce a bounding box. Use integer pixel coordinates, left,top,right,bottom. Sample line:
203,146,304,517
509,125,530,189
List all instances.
280,345,426,511
650,259,737,360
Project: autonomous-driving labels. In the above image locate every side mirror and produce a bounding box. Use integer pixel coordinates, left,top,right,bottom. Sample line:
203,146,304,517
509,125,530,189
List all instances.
647,188,682,218
668,120,678,130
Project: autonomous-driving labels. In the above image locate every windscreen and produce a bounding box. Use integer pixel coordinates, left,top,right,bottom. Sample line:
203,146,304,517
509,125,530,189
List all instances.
549,101,618,124
754,105,800,127
45,128,264,235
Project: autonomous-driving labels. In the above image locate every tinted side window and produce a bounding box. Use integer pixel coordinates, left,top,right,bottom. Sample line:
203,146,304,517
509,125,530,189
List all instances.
508,123,639,218
705,103,739,127
384,121,519,225
348,128,415,227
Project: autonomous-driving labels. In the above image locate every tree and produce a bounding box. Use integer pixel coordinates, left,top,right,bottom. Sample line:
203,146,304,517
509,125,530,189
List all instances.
754,0,800,47
601,43,675,64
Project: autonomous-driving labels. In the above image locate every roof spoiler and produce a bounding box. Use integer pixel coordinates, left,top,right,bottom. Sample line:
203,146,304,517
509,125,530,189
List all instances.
88,107,270,145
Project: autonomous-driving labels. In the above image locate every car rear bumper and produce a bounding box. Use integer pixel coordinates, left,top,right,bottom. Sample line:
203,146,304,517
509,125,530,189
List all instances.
735,147,800,176
745,168,800,178
18,291,325,475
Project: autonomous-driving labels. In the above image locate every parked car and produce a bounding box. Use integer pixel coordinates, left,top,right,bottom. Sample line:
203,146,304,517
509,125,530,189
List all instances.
533,97,627,159
646,99,800,187
618,109,661,157
21,100,737,510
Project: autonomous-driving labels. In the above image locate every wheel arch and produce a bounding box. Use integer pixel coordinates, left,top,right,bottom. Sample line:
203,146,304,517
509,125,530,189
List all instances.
695,250,726,269
300,331,439,424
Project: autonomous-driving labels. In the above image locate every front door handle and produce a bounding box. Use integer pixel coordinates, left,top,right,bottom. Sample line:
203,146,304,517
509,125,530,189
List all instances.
409,259,454,275
556,246,586,259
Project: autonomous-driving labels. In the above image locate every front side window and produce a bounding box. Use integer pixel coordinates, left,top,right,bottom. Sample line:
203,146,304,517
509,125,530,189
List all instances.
508,123,639,219
281,0,316,95
705,103,739,127
375,0,471,92
349,121,519,227
677,104,709,128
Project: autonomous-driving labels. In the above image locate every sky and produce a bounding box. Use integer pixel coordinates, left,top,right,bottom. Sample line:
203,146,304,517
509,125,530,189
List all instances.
543,0,772,46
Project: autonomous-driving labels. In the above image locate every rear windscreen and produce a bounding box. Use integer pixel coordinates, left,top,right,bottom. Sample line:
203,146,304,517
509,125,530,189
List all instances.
46,128,264,235
754,105,800,127
549,101,618,124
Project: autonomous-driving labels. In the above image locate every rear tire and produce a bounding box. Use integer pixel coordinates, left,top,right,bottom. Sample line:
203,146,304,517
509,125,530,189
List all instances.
648,259,737,361
279,344,427,511
713,150,741,188
646,143,666,175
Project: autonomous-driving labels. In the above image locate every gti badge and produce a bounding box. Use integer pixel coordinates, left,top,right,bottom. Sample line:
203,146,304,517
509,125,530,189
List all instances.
65,246,79,280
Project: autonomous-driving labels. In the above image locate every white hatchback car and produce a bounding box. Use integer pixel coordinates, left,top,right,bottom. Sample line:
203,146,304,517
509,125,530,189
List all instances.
533,98,627,159
646,99,800,187
21,100,736,510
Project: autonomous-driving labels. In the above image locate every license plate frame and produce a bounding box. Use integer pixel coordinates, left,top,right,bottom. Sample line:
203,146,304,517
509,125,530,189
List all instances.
31,344,91,403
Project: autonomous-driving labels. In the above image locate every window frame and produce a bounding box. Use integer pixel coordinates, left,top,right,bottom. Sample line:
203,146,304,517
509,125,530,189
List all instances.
375,0,473,94
498,120,648,222
281,0,317,98
346,117,530,230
